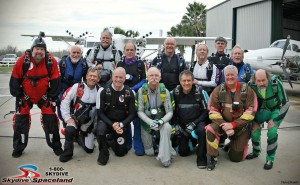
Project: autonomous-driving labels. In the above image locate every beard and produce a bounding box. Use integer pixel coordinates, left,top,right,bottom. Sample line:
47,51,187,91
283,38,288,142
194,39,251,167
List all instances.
71,57,80,63
258,86,267,91
32,53,45,63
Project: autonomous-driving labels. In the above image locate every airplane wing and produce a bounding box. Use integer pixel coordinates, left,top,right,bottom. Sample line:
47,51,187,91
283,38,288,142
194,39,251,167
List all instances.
21,34,77,42
145,37,231,45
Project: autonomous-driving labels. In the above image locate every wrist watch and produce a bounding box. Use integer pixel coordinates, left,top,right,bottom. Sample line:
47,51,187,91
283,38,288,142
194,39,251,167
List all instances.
119,122,124,128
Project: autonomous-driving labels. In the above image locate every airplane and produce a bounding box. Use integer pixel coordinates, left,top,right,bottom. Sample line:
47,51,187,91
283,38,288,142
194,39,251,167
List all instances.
244,36,300,87
21,29,231,61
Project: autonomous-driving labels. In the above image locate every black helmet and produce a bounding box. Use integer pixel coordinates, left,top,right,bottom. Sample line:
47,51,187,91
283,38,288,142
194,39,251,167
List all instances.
31,32,47,50
99,69,112,85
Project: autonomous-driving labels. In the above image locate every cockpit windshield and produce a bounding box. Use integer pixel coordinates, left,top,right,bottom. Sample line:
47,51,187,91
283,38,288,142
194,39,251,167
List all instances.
270,40,291,50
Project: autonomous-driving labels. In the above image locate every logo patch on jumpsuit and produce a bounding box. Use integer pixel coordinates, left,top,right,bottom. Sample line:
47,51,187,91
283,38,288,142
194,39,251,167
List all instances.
117,137,125,145
119,95,124,102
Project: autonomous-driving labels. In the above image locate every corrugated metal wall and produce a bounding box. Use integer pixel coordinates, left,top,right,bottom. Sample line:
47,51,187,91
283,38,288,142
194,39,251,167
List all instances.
206,1,233,54
206,0,272,52
236,1,272,50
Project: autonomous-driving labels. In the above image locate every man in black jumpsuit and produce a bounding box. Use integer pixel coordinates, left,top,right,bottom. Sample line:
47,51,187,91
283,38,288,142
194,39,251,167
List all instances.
208,36,231,74
151,37,186,91
95,67,135,165
172,70,209,168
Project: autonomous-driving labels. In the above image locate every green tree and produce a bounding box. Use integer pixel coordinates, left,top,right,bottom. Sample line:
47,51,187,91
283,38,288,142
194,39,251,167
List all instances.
167,24,193,55
181,2,206,37
0,45,18,56
113,27,126,35
125,30,140,38
109,27,139,37
168,2,206,62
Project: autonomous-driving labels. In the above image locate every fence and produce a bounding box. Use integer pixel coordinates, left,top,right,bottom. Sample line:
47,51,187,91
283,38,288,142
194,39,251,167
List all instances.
0,61,16,67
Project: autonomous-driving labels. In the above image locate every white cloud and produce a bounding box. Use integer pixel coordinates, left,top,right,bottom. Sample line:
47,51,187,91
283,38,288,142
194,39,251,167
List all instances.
0,0,225,51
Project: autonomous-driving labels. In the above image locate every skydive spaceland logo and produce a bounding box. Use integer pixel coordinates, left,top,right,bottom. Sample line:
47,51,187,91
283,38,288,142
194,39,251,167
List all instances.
1,164,73,184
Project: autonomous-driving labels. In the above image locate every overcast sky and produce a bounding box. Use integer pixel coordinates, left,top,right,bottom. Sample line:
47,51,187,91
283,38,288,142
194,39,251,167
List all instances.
0,0,225,51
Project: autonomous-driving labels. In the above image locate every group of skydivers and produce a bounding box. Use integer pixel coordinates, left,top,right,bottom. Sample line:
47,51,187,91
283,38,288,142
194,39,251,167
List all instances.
9,29,289,171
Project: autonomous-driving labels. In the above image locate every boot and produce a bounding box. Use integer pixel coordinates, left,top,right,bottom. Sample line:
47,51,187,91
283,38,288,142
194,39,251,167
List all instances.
97,135,109,165
59,141,74,162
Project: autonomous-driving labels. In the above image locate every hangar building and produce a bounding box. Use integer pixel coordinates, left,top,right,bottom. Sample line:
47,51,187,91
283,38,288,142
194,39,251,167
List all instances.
205,0,300,52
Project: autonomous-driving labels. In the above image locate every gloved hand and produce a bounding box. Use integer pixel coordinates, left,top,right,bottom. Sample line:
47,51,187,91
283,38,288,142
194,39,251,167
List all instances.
156,119,164,126
15,98,22,112
175,124,189,137
185,122,196,134
66,118,76,127
37,94,49,108
174,125,182,135
126,74,133,81
22,92,33,108
50,96,60,107
150,120,159,131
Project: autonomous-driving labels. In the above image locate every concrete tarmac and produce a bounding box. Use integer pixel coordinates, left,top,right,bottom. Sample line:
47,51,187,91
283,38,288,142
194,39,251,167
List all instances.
0,73,299,185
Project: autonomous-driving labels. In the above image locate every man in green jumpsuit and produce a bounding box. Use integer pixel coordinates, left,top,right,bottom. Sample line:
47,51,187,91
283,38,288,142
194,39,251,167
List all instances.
246,69,289,170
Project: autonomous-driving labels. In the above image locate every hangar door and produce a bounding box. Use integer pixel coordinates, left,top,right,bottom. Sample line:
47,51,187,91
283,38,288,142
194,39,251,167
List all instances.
235,1,272,50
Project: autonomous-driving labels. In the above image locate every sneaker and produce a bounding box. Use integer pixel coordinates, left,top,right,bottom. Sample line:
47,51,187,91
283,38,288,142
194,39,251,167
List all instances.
97,150,109,166
12,151,23,158
219,142,225,148
53,148,63,156
135,151,145,156
162,160,171,168
222,142,230,152
59,154,72,162
264,160,273,170
219,137,226,148
246,153,258,160
207,156,217,171
197,160,207,169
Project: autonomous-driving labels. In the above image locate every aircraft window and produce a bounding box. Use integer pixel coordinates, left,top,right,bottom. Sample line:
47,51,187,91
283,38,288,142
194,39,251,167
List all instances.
292,44,299,52
86,42,100,48
270,41,285,49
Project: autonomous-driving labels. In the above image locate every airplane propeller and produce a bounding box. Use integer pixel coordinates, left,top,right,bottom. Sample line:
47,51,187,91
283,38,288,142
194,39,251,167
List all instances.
271,35,293,88
281,35,293,88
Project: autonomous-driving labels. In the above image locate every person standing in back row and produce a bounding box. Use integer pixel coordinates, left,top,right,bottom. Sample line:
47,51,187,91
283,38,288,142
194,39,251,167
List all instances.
208,36,231,75
86,29,122,72
151,37,186,91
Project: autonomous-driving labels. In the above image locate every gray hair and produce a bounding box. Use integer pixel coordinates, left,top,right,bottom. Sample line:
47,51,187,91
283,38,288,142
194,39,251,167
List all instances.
101,28,113,38
179,70,194,81
164,37,176,46
231,44,244,57
196,44,209,53
147,67,161,78
70,45,83,54
215,36,227,44
252,69,270,82
124,40,136,50
87,67,100,78
224,65,238,75
113,67,126,77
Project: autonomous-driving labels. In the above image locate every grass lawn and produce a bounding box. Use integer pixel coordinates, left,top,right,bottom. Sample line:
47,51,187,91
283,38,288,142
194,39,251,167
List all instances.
0,66,13,73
